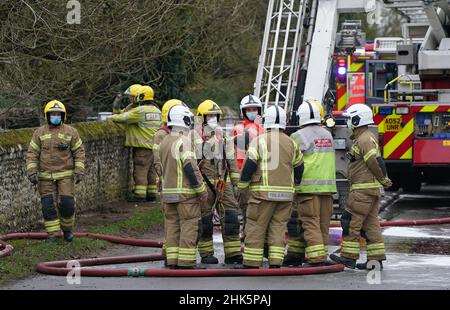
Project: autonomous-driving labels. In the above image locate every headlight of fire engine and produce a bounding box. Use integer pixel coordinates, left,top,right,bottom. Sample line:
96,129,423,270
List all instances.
325,117,336,129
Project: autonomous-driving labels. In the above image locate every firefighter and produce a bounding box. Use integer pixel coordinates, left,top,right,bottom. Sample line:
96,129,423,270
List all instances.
232,95,265,170
153,99,186,264
284,100,337,267
111,85,161,202
231,95,265,240
159,105,207,269
196,100,243,264
237,105,304,268
330,104,392,269
26,100,85,242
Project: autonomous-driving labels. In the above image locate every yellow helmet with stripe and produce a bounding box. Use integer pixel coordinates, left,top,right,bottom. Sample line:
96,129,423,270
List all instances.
197,100,222,123
124,84,142,103
162,99,185,124
136,85,155,103
44,100,67,122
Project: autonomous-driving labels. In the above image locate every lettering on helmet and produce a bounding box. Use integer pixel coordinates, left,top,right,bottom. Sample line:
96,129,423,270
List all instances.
314,139,332,148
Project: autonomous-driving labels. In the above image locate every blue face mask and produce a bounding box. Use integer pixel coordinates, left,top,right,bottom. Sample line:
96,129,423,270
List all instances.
246,111,258,121
50,115,62,126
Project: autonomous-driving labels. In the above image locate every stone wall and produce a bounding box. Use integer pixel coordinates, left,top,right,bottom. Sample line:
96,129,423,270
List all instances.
0,121,131,234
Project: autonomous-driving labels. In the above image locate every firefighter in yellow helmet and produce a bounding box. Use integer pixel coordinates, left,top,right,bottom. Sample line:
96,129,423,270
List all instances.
195,100,243,264
26,100,85,242
153,99,186,176
111,85,162,202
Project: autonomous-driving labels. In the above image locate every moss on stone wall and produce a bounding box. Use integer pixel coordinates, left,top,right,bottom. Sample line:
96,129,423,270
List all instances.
0,121,124,153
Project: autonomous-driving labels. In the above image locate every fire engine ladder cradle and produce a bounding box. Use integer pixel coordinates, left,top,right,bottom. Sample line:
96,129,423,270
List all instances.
254,0,310,117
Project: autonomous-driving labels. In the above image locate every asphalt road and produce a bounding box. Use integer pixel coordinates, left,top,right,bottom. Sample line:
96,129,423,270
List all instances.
2,184,450,290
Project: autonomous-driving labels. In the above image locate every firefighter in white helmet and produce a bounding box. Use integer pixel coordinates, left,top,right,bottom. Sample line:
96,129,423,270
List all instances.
284,99,337,267
237,105,304,268
330,104,392,269
159,105,207,269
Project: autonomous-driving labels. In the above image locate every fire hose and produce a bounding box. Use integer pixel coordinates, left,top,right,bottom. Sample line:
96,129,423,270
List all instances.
1,217,450,278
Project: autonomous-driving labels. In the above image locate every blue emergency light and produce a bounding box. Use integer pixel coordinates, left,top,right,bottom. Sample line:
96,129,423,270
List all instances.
338,66,347,76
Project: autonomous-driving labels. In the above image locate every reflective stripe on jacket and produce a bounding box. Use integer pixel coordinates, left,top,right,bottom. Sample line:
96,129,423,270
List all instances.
238,130,303,201
159,131,206,203
112,104,161,149
26,124,85,179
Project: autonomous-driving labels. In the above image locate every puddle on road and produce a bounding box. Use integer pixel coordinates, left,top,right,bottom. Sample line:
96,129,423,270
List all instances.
383,227,450,240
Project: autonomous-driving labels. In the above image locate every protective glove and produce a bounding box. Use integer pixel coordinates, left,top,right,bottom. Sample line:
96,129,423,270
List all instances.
156,178,162,192
28,173,38,185
112,92,123,111
381,177,393,189
74,173,84,184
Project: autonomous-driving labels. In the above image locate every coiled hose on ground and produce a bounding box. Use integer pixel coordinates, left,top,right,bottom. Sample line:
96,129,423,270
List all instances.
1,217,450,278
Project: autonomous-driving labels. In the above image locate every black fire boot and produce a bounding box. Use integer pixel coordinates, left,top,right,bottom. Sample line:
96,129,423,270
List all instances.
127,194,147,203
302,260,336,267
356,260,384,270
201,255,219,264
269,265,281,269
282,255,304,267
146,195,157,203
63,231,74,242
330,254,356,269
224,255,243,265
46,235,59,243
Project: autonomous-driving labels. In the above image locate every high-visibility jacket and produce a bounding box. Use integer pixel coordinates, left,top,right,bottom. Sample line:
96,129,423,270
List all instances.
159,131,207,203
26,124,85,180
348,127,388,195
237,130,304,201
291,125,337,194
111,104,161,149
231,120,265,170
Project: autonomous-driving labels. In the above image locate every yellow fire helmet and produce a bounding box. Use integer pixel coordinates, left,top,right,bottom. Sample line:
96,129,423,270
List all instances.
162,99,185,124
136,85,155,103
124,84,142,98
44,100,67,122
197,99,222,122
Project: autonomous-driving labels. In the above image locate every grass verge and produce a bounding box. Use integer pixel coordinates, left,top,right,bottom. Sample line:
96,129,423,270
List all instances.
0,206,164,286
